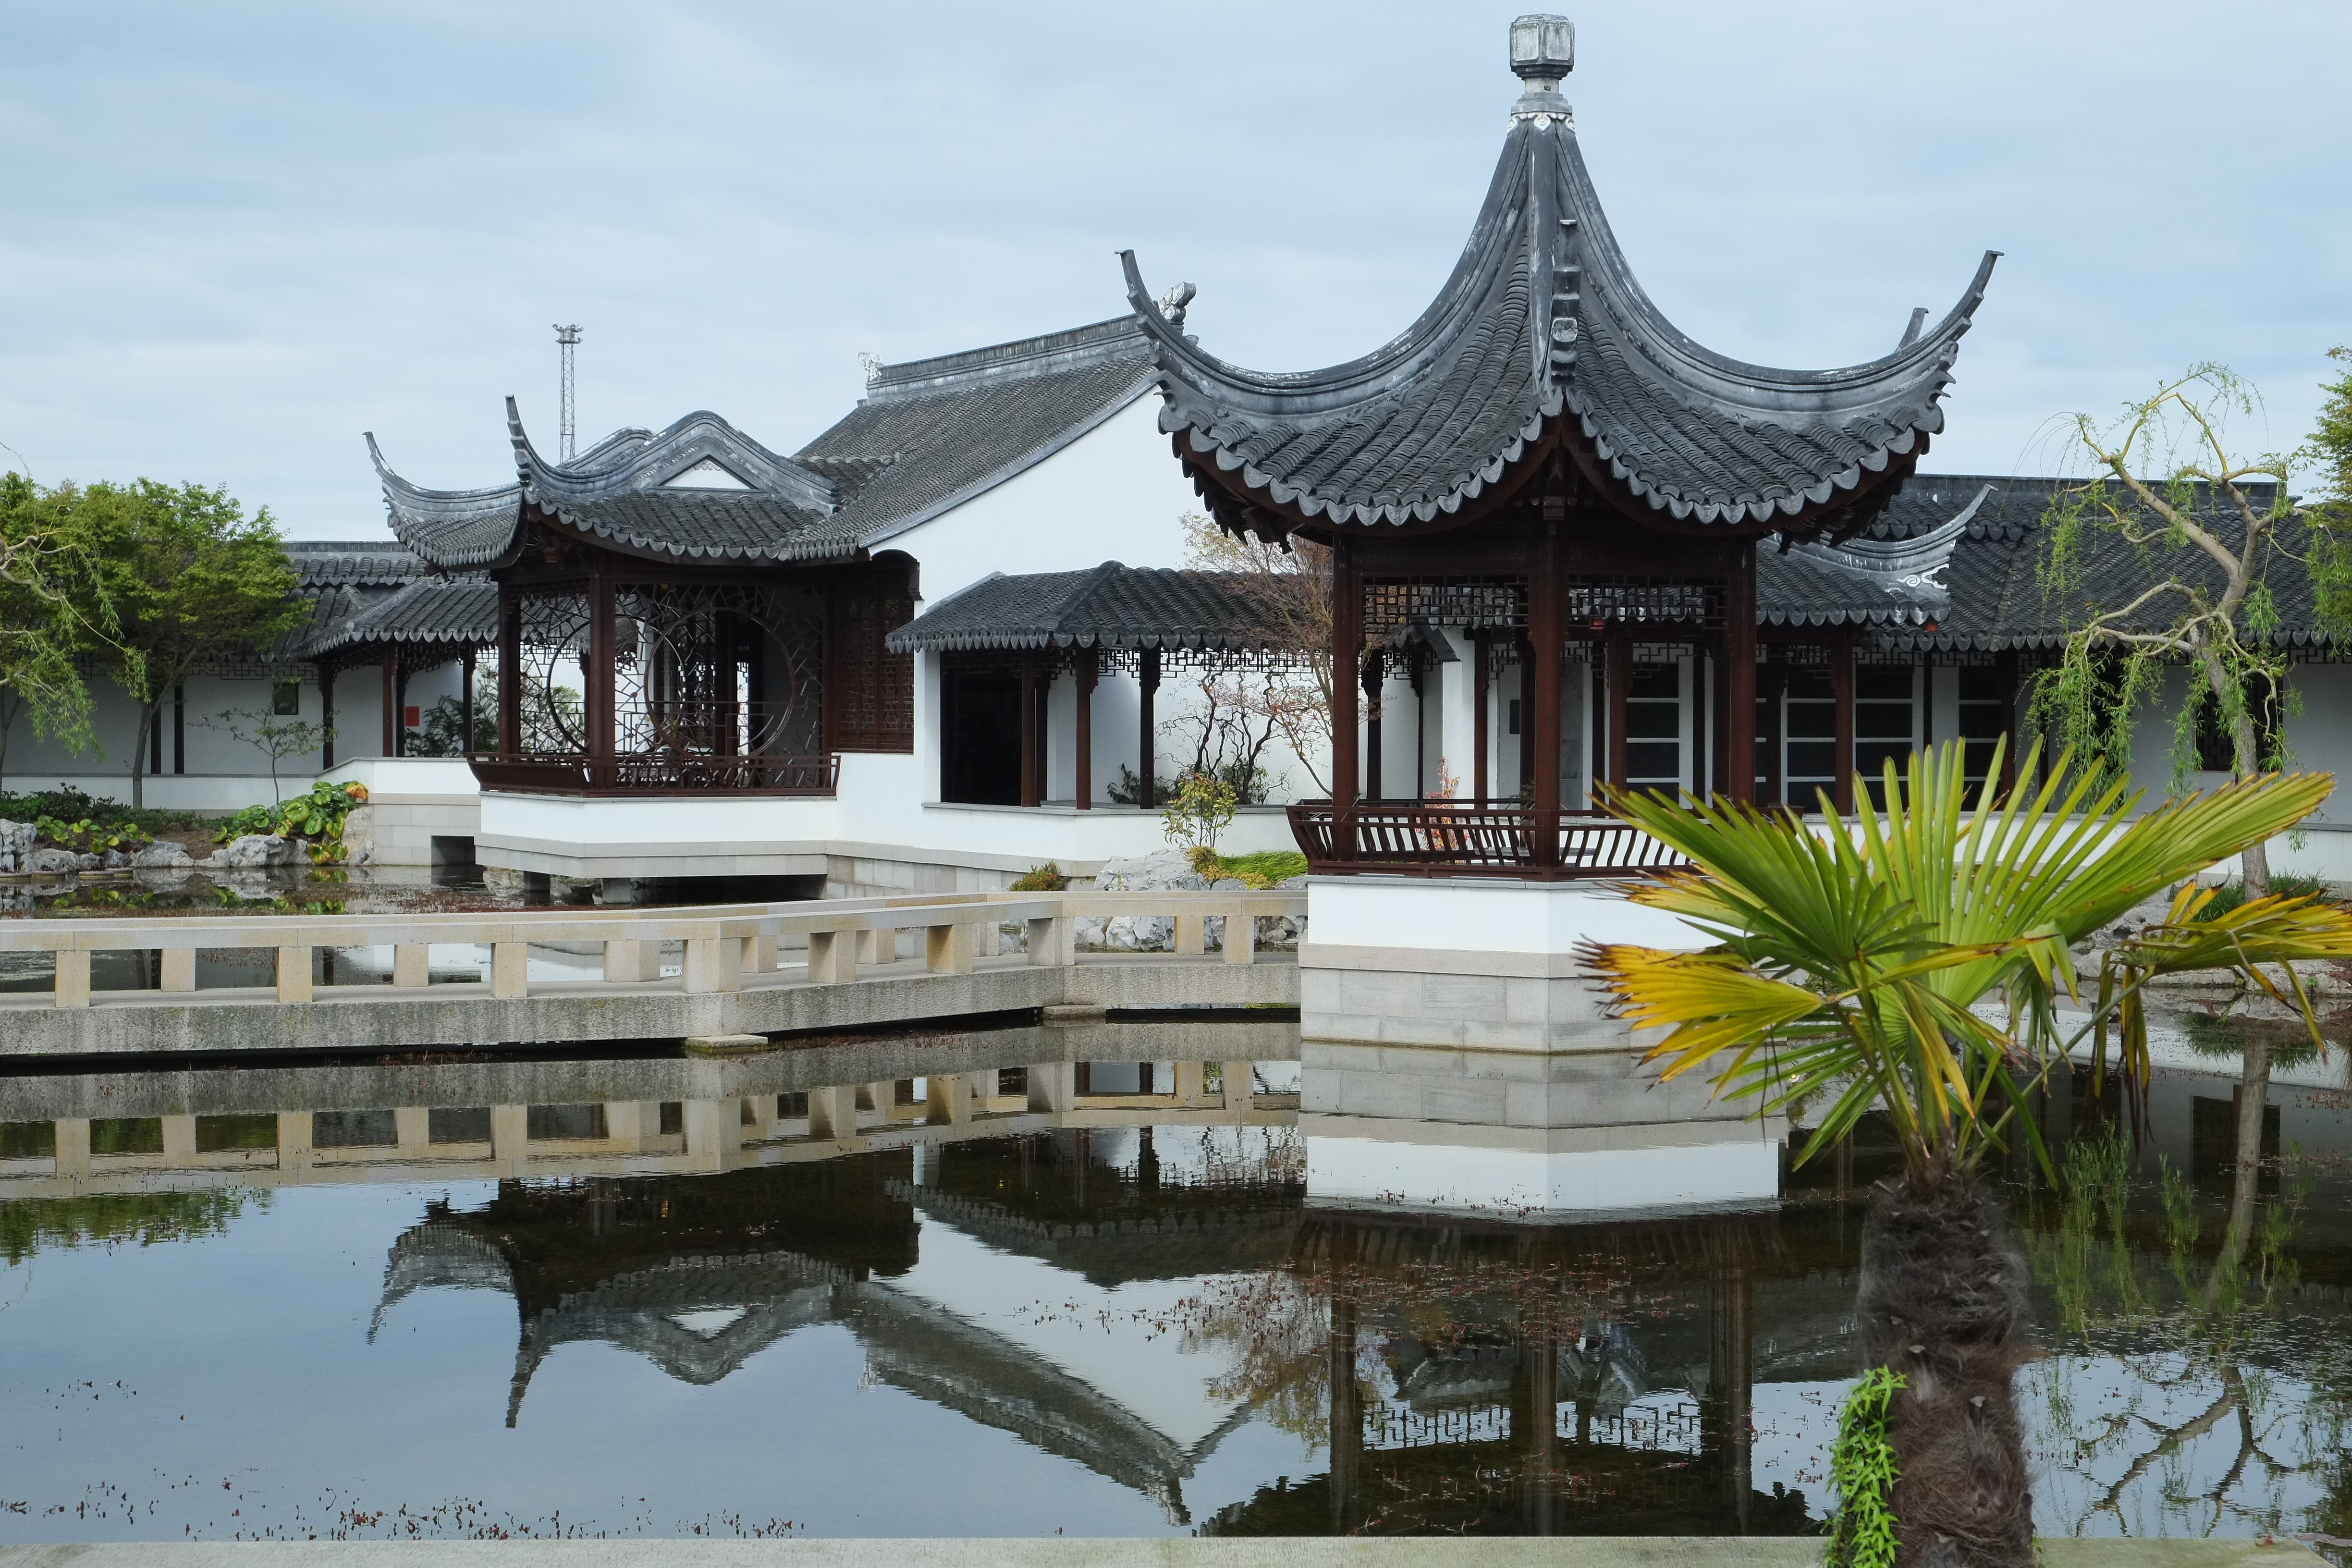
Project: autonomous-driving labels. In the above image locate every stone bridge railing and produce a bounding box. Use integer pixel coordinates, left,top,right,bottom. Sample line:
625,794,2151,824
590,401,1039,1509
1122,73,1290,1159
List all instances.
0,890,1308,1010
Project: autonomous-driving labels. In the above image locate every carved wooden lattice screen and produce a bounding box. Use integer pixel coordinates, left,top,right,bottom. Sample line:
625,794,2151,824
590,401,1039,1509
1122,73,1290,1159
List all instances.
826,572,914,752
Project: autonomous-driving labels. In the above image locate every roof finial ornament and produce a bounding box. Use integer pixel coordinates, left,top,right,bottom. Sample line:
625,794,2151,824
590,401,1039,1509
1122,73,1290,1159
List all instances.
1156,281,1197,331
1508,14,1574,125
858,351,882,385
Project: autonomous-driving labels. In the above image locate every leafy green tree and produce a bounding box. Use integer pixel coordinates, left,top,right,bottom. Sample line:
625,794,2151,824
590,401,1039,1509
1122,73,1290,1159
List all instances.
80,481,306,808
2030,363,2352,1280
1588,739,2352,1567
202,706,333,804
0,472,128,789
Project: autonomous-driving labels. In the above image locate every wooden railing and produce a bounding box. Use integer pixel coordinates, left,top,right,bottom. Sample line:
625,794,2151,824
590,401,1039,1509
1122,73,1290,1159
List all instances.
468,752,838,796
0,890,1305,1011
1286,801,1687,880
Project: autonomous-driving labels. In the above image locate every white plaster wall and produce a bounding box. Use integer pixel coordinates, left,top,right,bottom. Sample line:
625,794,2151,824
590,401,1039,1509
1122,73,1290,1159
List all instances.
882,395,1197,604
1306,1133,1780,1214
1305,875,1712,955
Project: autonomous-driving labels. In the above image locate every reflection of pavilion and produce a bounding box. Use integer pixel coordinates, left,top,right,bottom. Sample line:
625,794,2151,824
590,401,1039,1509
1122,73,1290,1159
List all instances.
371,1135,1307,1523
1203,1208,1860,1538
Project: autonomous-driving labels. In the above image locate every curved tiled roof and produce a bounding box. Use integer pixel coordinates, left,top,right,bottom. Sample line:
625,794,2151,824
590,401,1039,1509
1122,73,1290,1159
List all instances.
886,562,1295,655
1123,46,1994,534
798,317,1158,544
301,578,498,658
370,404,847,570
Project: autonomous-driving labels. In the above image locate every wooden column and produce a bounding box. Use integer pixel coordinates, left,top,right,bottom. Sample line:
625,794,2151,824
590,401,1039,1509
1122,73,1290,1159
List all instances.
319,667,335,769
588,573,616,777
1136,648,1160,808
497,592,521,756
1472,632,1490,804
1017,655,1040,808
392,662,410,758
1529,523,1561,865
379,651,396,758
1831,629,1856,814
1996,649,2021,796
1726,540,1758,805
1605,628,1631,791
1330,540,1360,857
460,648,477,756
1074,647,1096,809
1362,649,1384,801
172,684,185,774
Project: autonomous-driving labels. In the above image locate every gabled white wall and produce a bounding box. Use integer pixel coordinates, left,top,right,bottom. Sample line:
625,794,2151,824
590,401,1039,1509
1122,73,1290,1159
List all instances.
883,394,1199,604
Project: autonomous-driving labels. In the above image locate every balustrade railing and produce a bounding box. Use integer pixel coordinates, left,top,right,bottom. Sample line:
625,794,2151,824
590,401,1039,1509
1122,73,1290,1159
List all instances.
0,889,1304,1012
1286,801,1687,880
469,752,838,796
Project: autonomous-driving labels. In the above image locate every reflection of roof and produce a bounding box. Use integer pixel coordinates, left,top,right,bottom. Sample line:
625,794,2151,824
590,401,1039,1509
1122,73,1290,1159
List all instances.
1122,34,1991,533
897,1181,1300,1288
503,1250,845,1426
845,1281,1246,1526
885,563,1296,656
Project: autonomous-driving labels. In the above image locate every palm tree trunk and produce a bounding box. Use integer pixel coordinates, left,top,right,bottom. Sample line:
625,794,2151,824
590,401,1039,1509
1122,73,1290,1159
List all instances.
1858,1163,2034,1566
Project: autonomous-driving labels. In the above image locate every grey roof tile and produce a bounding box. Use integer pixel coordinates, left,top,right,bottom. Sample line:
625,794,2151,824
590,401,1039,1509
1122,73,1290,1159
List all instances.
1121,79,1994,533
301,578,498,658
886,562,1290,654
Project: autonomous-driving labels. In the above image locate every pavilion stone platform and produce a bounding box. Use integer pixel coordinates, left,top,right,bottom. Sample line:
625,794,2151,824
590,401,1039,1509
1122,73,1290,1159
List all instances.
1297,875,1783,1216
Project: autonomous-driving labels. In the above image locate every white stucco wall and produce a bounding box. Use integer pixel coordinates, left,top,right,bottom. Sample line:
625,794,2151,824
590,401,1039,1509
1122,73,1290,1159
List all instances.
882,394,1198,603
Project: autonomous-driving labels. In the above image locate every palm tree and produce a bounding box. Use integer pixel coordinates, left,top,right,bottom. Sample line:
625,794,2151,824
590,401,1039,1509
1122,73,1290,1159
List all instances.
1586,737,2352,1568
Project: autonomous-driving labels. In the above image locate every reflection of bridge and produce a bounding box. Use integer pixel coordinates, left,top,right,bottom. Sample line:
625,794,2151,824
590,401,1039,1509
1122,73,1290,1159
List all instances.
0,1019,1298,1202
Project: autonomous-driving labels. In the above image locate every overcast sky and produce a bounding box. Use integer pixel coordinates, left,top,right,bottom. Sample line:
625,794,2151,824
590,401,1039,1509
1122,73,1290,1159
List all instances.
1,1,2345,539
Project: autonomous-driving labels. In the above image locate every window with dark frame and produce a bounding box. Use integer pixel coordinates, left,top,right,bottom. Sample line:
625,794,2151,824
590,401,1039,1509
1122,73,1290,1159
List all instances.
271,681,302,716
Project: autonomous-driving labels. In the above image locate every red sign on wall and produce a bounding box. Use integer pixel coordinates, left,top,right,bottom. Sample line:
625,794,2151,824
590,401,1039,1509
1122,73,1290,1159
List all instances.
403,706,421,727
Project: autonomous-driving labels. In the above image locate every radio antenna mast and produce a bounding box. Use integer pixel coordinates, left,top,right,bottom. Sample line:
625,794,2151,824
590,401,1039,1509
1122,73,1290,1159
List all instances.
553,324,582,460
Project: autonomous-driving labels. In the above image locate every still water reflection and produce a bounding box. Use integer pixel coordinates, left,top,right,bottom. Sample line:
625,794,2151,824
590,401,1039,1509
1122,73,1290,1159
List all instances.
1,1020,2349,1546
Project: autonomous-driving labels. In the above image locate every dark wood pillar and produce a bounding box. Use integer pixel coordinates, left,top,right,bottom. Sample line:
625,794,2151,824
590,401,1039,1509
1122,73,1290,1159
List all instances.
460,648,477,756
379,651,396,758
1605,628,1631,791
497,592,522,756
392,662,410,758
1330,542,1360,857
1471,632,1490,804
1137,648,1160,809
1328,1289,1362,1534
1410,656,1427,798
1530,524,1562,865
1017,655,1039,808
1519,1311,1559,1534
1996,649,2021,796
1706,1257,1757,1530
172,684,185,774
320,666,336,769
1726,541,1758,804
587,573,616,776
1362,649,1384,800
1831,630,1856,814
149,698,163,773
1074,647,1096,809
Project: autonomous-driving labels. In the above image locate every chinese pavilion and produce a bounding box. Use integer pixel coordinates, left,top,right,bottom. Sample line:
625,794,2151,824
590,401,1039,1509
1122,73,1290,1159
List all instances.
1121,15,1996,875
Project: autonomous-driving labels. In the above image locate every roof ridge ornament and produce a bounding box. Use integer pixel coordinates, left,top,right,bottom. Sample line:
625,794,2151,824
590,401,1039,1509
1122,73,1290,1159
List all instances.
1508,14,1574,125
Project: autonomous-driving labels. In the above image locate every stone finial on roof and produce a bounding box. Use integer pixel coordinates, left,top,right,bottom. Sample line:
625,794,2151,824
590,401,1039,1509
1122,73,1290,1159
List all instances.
1510,15,1575,118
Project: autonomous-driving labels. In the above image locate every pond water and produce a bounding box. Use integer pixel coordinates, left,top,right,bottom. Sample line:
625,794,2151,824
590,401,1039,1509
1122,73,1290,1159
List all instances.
0,1021,2347,1548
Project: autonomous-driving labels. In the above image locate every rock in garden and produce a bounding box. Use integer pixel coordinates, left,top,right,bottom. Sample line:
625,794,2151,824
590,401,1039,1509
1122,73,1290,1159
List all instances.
217,833,300,869
131,842,194,870
0,819,35,874
31,846,98,874
1078,850,1208,950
